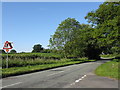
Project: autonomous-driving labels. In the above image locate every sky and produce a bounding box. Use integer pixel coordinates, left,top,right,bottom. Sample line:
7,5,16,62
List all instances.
2,2,103,52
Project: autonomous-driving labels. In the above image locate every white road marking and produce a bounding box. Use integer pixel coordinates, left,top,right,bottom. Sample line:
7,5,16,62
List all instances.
2,82,22,88
70,82,75,85
81,77,84,79
75,75,86,82
71,75,87,86
47,71,64,76
75,75,87,83
75,79,82,82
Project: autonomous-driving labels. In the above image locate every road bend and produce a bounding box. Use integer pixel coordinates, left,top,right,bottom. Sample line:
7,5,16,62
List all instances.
2,60,118,88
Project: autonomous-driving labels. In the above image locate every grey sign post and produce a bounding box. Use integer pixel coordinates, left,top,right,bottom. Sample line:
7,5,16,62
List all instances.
3,41,13,68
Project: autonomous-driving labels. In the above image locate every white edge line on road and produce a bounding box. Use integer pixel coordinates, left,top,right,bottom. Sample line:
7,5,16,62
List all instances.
2,82,22,88
47,71,64,76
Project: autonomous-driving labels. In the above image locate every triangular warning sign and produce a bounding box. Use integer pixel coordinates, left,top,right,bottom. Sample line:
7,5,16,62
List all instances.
3,41,13,49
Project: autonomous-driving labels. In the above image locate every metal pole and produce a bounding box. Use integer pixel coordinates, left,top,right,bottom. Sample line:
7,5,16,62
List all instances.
6,52,8,68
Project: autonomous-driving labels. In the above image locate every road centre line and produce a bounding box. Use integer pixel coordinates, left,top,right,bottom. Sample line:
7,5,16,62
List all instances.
75,75,87,83
47,71,64,76
70,75,87,86
2,82,22,88
70,82,76,85
75,78,82,82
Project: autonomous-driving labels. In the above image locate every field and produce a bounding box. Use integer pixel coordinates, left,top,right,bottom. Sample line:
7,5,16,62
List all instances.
2,53,62,61
1,53,62,68
1,53,95,78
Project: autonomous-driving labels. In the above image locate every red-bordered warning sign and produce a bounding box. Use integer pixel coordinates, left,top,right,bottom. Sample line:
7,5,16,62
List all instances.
3,41,13,52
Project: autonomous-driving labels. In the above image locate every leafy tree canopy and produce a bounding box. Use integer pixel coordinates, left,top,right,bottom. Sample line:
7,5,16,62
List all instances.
49,18,81,56
49,2,120,59
49,18,100,58
85,2,120,54
32,44,44,53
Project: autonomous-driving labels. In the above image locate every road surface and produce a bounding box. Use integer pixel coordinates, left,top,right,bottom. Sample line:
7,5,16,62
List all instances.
2,60,118,88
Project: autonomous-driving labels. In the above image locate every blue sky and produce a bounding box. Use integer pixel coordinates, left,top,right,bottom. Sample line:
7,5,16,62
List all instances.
2,2,103,52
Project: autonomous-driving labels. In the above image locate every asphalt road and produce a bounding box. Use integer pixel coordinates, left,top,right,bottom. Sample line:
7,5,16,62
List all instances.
2,60,118,88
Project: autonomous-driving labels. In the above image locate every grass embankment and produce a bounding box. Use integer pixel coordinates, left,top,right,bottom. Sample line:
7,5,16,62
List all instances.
1,53,95,78
95,54,120,80
2,59,93,78
95,60,119,80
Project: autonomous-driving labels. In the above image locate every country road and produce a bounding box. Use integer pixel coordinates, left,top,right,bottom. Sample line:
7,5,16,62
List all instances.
2,60,118,89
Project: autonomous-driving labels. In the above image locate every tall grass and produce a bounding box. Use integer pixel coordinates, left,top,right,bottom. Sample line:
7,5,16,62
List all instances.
2,53,88,68
2,53,62,60
2,57,89,68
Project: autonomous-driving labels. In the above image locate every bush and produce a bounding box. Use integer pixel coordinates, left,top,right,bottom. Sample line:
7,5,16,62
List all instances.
0,49,6,54
113,59,119,62
115,56,120,59
10,49,17,54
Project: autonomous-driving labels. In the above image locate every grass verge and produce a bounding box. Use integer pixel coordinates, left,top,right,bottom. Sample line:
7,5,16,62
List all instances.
95,61,119,80
2,59,95,78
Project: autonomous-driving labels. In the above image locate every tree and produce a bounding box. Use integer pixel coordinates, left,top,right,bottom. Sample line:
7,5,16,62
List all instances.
49,2,120,59
63,24,96,58
49,18,81,57
49,18,100,59
85,2,120,55
10,49,17,54
32,44,44,53
74,24,101,59
42,49,51,53
0,49,6,54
